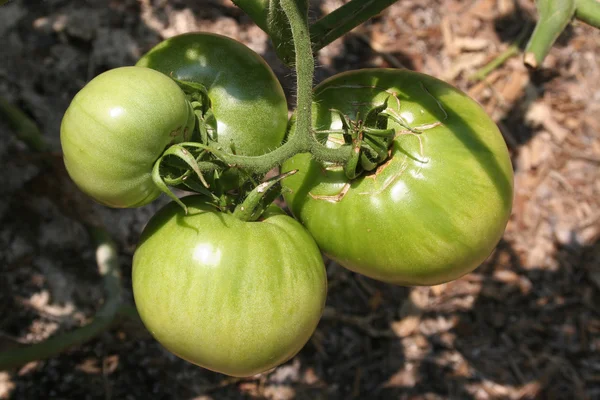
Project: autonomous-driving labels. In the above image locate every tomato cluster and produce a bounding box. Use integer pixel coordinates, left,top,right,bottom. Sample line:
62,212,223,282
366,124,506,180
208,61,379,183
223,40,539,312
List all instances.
60,33,513,377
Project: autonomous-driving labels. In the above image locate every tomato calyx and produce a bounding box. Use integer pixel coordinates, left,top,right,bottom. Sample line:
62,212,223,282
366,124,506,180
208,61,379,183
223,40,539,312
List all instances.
149,76,259,214
232,169,297,222
151,139,295,218
171,77,220,145
316,98,413,180
152,143,220,213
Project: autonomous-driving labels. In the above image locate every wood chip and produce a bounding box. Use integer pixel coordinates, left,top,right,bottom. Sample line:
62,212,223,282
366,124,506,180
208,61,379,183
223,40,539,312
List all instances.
391,316,420,337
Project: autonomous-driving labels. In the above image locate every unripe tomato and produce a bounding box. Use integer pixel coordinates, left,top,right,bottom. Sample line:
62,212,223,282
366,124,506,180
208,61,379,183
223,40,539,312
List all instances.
60,66,194,208
282,69,514,286
132,196,327,377
136,32,288,157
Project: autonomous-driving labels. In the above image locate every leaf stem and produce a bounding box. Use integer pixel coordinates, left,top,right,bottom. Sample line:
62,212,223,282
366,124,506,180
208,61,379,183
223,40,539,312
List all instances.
310,0,398,52
575,0,600,28
524,0,576,68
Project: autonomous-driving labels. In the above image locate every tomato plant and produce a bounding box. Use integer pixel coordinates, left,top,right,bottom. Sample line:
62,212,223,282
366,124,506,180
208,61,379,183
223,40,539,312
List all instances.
281,69,514,286
24,0,526,379
60,66,195,208
132,196,327,377
136,32,288,157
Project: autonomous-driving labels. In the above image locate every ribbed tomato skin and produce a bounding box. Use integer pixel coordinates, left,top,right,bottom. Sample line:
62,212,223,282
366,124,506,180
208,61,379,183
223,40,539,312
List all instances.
282,69,513,286
132,197,327,377
137,32,288,157
60,66,194,208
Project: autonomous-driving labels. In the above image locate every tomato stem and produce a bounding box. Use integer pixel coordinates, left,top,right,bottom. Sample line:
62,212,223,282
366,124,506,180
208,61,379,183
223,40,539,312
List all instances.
160,0,354,176
0,96,47,152
524,0,575,68
155,1,404,205
310,0,398,52
575,0,600,28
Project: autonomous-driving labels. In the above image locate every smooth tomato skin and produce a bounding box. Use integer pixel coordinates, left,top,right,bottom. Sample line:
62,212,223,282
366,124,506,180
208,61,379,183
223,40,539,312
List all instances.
282,69,513,286
60,66,194,208
136,32,288,157
132,196,327,377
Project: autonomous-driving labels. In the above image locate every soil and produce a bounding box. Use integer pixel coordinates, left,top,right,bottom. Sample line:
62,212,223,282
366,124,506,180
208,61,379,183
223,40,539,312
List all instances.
1,0,599,399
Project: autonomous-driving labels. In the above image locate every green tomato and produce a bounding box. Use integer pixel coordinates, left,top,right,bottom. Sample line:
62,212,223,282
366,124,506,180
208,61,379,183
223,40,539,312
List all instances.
132,196,327,377
60,66,194,208
136,32,288,157
282,69,514,286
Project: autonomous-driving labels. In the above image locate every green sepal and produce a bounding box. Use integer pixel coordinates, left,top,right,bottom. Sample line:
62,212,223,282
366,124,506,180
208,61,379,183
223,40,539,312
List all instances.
364,99,389,129
344,138,362,180
163,144,210,188
179,175,221,202
380,109,421,133
162,168,192,186
152,157,188,214
362,134,389,161
359,151,379,171
233,170,298,222
363,126,396,138
172,78,210,105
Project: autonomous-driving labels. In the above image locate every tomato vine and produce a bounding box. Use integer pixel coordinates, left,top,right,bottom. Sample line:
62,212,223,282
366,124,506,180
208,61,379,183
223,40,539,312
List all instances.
4,0,599,379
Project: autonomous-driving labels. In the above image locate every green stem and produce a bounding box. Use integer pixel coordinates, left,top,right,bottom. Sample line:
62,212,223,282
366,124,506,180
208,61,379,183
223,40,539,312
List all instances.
471,48,520,81
281,0,313,144
280,0,355,163
524,0,576,68
0,227,122,370
233,0,308,65
310,140,353,163
158,0,399,177
469,22,532,81
575,0,600,27
185,0,353,175
310,0,398,52
208,137,306,174
0,97,47,152
234,0,398,63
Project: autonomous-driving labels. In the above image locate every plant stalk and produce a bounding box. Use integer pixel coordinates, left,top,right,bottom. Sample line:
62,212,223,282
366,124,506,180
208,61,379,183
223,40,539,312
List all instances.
524,0,576,68
0,227,122,370
310,0,398,52
575,0,600,28
0,97,47,152
186,0,353,176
